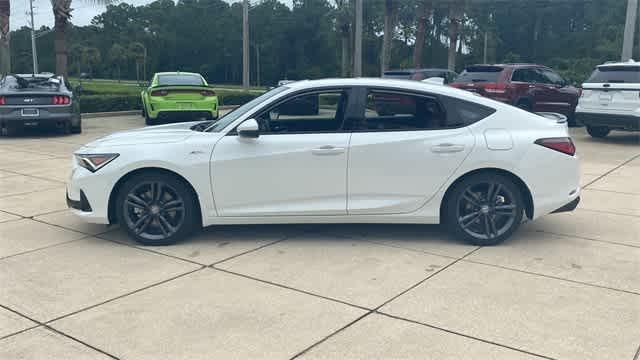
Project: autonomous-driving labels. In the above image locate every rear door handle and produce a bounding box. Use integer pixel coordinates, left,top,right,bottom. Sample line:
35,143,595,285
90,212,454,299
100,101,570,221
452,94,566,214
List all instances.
431,143,465,153
312,145,345,156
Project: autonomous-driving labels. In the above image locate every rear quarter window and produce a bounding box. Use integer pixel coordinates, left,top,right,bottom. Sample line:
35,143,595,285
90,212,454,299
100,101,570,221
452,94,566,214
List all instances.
586,66,640,83
440,96,496,127
454,66,504,83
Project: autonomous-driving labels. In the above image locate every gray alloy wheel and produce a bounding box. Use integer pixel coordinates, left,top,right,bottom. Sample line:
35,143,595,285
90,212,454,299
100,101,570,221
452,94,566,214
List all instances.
116,172,199,245
446,173,524,246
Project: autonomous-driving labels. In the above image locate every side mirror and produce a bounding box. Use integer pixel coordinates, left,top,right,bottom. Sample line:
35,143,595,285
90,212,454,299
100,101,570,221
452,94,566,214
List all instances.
237,118,260,138
422,77,445,85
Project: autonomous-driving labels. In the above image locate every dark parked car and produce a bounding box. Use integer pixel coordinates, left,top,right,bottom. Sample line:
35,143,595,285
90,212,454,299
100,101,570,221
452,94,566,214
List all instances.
450,64,581,125
383,68,458,83
0,73,81,136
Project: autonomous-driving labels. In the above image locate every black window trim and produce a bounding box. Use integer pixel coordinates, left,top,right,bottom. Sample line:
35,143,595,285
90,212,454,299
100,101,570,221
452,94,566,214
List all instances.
351,87,493,133
227,86,355,136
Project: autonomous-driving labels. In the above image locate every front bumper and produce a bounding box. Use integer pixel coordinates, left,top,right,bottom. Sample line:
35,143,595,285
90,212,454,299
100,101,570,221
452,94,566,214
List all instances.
576,112,640,131
551,196,580,214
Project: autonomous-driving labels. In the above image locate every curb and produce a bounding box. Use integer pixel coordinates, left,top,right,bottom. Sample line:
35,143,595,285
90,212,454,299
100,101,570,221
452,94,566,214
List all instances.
81,105,238,119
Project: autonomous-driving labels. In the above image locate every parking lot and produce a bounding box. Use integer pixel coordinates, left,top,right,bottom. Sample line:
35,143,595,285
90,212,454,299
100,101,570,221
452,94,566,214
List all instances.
0,114,639,360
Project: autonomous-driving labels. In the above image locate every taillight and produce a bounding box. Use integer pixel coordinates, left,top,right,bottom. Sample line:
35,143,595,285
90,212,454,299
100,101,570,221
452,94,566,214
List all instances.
52,96,70,105
484,83,507,94
578,88,583,97
448,83,462,88
200,90,216,97
535,137,576,156
150,90,169,96
0,96,5,105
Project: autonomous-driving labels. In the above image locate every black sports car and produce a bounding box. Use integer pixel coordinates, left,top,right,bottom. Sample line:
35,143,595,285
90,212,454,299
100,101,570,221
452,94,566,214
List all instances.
0,73,81,136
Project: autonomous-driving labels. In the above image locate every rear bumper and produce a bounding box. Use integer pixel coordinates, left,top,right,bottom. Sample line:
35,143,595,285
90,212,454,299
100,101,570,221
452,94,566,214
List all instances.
576,112,640,131
551,196,580,214
155,110,218,120
0,111,74,130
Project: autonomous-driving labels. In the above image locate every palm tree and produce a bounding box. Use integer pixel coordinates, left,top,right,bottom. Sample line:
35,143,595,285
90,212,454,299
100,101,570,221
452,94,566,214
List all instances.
51,0,115,76
413,1,432,68
108,43,127,82
380,0,393,75
447,0,465,71
0,0,10,74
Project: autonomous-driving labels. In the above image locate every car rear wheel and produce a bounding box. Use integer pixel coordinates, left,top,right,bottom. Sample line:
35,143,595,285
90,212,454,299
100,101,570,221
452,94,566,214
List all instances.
445,173,524,246
116,172,199,246
0,122,17,136
71,119,82,134
145,114,156,126
586,125,610,138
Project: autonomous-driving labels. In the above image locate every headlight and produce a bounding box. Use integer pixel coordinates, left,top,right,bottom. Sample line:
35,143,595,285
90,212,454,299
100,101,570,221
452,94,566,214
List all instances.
75,153,119,172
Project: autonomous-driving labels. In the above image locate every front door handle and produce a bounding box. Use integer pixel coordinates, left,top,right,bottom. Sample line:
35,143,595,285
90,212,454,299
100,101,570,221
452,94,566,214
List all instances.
312,145,345,156
431,143,465,153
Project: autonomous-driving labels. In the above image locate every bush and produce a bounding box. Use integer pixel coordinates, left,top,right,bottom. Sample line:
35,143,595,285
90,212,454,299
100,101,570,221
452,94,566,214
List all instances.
218,91,262,105
80,95,142,113
78,90,264,113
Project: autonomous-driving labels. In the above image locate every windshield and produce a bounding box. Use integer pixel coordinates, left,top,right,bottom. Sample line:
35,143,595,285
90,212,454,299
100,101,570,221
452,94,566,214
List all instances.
157,74,204,86
205,86,289,132
1,75,62,90
454,66,504,83
586,66,640,83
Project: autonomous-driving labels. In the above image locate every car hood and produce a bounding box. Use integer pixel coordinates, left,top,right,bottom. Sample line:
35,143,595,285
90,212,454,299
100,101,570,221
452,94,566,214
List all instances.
81,121,201,148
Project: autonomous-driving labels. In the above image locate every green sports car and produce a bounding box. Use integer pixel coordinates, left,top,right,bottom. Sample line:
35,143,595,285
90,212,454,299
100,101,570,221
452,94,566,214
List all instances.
141,72,219,125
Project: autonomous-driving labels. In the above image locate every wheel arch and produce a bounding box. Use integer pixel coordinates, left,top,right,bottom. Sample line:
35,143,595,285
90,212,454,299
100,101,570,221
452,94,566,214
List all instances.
107,167,203,226
440,167,534,221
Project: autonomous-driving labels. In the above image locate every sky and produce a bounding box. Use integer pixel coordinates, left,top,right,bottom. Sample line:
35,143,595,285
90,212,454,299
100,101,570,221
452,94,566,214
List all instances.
10,0,293,31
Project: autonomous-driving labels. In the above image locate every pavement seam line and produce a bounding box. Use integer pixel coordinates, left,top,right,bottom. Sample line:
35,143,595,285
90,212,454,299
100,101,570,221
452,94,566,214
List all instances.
582,153,640,188
211,267,371,312
526,228,640,249
44,267,206,324
633,342,640,360
97,235,209,267
460,258,640,296
0,305,120,359
288,311,375,360
0,235,92,261
285,247,484,359
376,312,558,360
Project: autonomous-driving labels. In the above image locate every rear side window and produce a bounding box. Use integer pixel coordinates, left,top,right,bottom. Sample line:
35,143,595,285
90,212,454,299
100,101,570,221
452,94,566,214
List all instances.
454,66,504,83
361,91,447,130
440,96,496,126
586,66,640,83
157,74,204,86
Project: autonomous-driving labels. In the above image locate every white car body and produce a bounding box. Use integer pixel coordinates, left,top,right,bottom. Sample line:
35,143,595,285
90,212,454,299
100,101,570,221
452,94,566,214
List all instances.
576,60,640,135
68,78,580,240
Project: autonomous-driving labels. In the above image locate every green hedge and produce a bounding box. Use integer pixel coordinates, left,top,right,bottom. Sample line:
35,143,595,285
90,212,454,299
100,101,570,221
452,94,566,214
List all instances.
79,91,263,113
80,95,142,113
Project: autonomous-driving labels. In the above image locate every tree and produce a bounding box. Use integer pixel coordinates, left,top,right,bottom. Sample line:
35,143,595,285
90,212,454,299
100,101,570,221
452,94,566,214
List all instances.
447,0,464,71
129,42,146,84
51,0,115,76
380,0,393,74
413,0,432,68
334,0,352,77
108,43,127,82
81,46,100,78
0,0,9,74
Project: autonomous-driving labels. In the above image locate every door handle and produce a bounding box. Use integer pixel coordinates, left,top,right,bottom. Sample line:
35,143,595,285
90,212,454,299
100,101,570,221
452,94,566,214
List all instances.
431,143,465,153
311,145,345,156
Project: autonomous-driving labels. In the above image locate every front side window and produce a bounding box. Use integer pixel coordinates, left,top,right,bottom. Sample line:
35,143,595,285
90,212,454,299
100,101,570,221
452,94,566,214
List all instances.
542,70,566,86
206,86,288,132
359,91,447,131
253,90,348,134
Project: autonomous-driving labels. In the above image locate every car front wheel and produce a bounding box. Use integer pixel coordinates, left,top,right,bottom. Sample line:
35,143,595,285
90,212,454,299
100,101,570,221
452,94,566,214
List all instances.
116,172,199,246
445,173,524,246
586,125,610,138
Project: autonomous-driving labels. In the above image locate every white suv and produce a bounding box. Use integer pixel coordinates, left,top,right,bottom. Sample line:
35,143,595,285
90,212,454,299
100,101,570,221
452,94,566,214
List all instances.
576,60,640,138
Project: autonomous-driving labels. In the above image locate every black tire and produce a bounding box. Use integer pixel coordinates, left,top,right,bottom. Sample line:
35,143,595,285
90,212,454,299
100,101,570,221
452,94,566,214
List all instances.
71,119,82,134
1,122,17,136
145,114,156,126
62,120,71,135
586,125,610,138
116,171,200,246
445,173,524,246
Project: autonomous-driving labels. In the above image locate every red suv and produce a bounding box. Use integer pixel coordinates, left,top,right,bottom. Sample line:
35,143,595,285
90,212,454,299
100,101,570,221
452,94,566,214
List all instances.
450,64,581,125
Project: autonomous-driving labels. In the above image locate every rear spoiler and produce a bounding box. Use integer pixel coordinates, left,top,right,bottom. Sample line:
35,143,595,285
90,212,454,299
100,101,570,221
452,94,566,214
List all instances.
535,112,567,124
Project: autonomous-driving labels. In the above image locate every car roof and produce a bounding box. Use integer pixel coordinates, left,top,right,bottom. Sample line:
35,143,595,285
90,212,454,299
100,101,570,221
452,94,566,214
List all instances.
283,78,500,105
465,63,545,69
14,73,57,78
597,60,639,68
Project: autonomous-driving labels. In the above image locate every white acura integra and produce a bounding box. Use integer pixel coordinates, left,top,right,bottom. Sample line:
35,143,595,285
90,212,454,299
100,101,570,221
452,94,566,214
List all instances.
67,78,580,246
